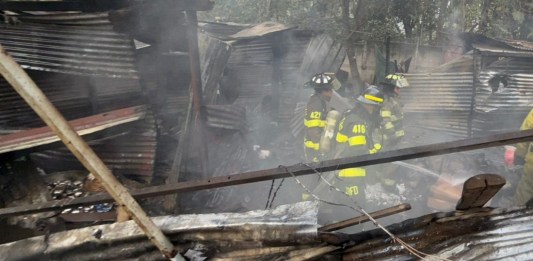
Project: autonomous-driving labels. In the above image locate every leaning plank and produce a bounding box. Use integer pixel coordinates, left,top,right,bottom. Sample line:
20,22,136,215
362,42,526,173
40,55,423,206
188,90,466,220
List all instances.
0,44,180,259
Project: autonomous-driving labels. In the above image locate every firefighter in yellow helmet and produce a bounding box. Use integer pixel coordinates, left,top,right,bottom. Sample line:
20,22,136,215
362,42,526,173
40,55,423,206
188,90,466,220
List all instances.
379,73,409,147
303,72,340,163
333,85,384,198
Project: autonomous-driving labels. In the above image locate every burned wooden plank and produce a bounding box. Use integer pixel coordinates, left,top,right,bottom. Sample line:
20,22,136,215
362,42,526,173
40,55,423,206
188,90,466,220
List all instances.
319,203,411,232
0,105,146,154
2,128,533,217
456,174,506,211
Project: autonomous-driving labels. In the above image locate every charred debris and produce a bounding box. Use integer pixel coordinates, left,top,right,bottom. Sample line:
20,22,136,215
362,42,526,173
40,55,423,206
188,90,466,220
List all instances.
1,0,533,260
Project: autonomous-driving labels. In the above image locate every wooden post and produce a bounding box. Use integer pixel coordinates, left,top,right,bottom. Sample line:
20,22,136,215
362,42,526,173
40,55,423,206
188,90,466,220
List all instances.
0,45,183,260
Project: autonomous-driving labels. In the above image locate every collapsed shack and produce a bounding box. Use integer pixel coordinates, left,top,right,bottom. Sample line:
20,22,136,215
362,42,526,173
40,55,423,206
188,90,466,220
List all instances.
179,21,346,214
0,0,349,246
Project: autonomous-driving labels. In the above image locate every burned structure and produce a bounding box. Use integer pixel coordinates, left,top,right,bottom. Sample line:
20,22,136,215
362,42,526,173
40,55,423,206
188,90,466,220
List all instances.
1,1,533,260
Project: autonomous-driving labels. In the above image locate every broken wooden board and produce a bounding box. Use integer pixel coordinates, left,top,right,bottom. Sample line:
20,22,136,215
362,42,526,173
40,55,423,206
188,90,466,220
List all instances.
456,174,506,211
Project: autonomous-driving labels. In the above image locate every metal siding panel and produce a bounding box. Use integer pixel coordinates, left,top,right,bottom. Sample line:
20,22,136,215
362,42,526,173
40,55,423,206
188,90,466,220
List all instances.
0,23,138,78
473,57,533,136
402,72,474,138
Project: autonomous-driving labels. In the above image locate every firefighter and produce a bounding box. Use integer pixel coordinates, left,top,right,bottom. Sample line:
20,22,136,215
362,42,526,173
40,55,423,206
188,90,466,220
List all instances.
333,85,384,198
374,73,410,190
312,85,384,224
379,73,409,147
304,72,339,162
510,108,533,205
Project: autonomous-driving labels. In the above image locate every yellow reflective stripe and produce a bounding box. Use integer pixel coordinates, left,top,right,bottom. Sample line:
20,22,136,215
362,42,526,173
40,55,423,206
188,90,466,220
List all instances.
304,140,320,150
336,132,349,143
304,119,326,128
370,143,382,154
302,193,311,200
339,168,366,177
384,122,394,130
348,135,366,146
365,94,383,103
395,130,405,137
381,110,392,117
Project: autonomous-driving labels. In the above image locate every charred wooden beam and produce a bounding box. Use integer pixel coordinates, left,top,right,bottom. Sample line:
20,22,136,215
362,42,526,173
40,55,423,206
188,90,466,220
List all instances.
0,0,214,12
2,128,533,217
456,174,506,211
318,203,411,232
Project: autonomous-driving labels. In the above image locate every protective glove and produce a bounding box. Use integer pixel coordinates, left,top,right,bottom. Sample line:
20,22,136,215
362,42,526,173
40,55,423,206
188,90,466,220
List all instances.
504,145,516,167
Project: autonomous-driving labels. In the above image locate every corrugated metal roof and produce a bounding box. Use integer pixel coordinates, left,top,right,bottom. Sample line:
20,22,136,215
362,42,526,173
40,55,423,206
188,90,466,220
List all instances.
343,207,533,260
7,12,113,27
228,22,293,40
0,23,138,78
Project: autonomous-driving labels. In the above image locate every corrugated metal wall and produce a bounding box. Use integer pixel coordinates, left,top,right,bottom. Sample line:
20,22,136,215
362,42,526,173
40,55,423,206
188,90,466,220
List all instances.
402,72,474,138
0,23,137,78
229,38,274,108
473,57,533,136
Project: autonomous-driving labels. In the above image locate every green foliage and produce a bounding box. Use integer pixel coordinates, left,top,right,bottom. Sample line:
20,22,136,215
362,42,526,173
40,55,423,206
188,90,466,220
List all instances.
199,0,533,43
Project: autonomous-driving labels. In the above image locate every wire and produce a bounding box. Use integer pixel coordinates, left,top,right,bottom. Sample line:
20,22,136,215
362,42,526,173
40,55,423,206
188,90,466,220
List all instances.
284,163,453,261
265,179,275,209
268,178,285,209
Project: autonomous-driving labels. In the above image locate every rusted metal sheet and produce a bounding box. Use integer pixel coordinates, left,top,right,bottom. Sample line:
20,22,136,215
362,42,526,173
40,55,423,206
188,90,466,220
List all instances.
0,202,319,260
0,72,143,132
228,22,293,40
199,21,249,39
343,207,533,260
31,112,157,179
0,23,138,78
0,105,146,154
